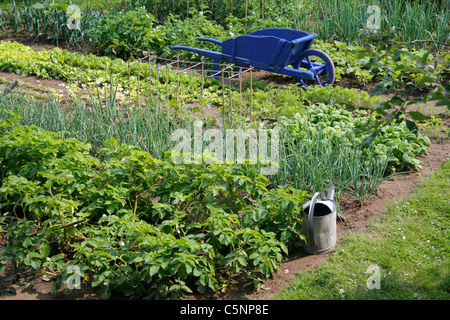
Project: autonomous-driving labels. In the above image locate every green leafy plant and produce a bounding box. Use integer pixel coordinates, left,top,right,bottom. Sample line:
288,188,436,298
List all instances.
313,38,449,91
301,85,384,110
272,103,430,203
0,115,306,299
350,29,449,150
355,38,450,92
313,40,374,85
417,113,450,141
0,40,223,108
85,7,158,59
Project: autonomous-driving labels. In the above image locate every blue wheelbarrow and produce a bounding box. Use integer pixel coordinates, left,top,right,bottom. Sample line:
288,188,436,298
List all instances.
171,28,335,87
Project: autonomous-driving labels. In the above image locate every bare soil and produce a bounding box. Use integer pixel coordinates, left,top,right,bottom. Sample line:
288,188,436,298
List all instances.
0,38,449,300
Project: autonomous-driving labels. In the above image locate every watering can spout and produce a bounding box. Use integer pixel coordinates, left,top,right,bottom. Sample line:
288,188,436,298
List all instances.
327,186,335,201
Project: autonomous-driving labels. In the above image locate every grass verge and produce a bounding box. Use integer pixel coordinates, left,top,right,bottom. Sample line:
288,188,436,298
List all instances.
275,160,450,300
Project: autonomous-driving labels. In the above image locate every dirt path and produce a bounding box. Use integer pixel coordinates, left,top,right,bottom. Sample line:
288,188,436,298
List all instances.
0,71,70,94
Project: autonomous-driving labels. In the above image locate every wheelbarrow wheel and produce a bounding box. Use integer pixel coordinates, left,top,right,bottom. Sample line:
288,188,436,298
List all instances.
293,49,335,87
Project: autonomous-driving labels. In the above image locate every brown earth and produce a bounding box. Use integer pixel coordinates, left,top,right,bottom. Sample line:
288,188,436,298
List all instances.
0,38,449,300
0,71,71,95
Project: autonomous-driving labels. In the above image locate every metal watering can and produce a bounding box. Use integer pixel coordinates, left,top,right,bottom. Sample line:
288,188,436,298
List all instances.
302,186,337,255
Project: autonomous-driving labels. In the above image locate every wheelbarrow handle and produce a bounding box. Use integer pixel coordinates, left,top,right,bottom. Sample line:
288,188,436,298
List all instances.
170,45,224,62
291,33,317,45
1,80,18,95
197,37,223,46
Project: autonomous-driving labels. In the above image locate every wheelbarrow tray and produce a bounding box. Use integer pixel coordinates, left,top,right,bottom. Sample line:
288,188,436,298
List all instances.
171,28,319,80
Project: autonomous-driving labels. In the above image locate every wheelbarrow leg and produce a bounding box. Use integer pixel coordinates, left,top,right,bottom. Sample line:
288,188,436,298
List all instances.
210,59,220,80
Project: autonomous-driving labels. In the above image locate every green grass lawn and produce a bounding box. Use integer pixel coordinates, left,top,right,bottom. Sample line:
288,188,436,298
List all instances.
275,160,450,300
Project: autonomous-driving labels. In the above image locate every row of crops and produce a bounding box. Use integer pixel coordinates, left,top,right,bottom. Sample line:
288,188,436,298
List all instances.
1,0,448,59
0,95,433,298
0,0,449,299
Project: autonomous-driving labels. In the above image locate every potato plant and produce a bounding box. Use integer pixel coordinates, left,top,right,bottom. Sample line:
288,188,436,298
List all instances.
0,115,305,299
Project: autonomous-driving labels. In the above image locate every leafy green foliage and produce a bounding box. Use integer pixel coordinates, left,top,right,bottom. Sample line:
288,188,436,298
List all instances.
356,44,449,92
344,30,449,147
0,0,445,301
0,0,101,45
315,40,450,89
84,5,291,61
417,114,450,141
275,103,430,173
0,40,118,83
237,83,306,120
292,0,449,47
301,85,384,110
314,39,450,91
0,40,222,106
85,8,158,60
150,10,226,61
0,116,305,298
313,40,374,85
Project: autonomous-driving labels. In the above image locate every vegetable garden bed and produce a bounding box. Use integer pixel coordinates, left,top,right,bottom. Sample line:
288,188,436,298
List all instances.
0,0,449,301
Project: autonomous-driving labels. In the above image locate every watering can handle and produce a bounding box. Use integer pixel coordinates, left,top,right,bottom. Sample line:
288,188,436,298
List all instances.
308,192,322,247
327,186,335,201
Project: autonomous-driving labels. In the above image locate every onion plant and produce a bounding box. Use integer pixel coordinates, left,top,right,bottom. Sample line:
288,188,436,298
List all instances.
291,0,449,48
273,124,390,205
0,86,194,160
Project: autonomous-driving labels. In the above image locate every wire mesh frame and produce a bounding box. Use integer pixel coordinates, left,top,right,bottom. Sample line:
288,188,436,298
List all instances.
125,54,255,124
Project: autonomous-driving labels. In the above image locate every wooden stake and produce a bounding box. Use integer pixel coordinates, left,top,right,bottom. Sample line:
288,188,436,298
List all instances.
176,59,180,109
166,64,169,115
156,64,160,114
128,60,131,105
250,66,253,123
245,0,248,27
221,69,225,125
228,77,232,124
148,55,152,105
262,0,264,19
239,67,242,116
201,61,204,109
137,59,141,105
